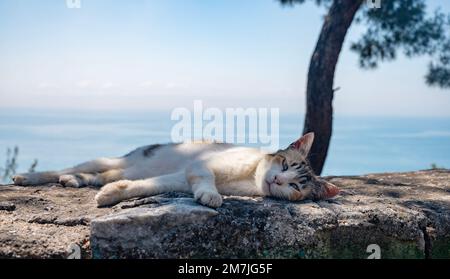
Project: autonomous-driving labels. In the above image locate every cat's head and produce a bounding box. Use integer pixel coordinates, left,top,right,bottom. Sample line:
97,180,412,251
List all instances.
255,132,339,201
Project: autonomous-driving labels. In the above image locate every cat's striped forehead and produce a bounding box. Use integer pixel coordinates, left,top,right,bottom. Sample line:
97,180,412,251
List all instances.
272,148,310,165
272,149,317,178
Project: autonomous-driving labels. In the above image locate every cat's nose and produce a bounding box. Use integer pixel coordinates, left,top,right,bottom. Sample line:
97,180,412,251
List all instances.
274,175,283,185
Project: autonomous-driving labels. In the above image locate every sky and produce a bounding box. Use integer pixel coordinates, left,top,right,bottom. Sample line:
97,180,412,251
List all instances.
0,0,450,116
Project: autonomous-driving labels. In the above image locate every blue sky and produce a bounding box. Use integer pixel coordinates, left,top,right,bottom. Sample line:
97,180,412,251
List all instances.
1,0,449,116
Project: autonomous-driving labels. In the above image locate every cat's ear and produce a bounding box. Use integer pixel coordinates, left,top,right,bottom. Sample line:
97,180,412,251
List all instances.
316,180,340,200
289,132,314,157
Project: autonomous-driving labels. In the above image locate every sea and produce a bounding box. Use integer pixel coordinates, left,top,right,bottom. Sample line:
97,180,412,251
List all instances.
0,109,449,180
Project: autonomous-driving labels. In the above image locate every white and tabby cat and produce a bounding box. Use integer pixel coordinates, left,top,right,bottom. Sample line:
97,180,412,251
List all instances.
12,133,339,208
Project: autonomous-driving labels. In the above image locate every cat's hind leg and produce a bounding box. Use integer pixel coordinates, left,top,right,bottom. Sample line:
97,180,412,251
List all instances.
95,172,189,207
59,169,124,188
13,157,126,186
59,157,126,175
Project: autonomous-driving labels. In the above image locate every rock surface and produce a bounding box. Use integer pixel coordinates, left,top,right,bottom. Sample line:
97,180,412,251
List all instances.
0,185,115,258
1,169,450,259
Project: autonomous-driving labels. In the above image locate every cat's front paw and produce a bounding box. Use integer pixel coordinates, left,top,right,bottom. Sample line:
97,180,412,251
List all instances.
194,190,223,208
95,180,131,207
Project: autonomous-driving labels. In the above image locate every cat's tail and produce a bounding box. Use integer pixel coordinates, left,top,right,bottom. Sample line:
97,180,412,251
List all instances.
95,171,189,207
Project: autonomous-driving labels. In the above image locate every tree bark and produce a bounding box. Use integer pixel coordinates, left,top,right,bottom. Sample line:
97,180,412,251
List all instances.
304,0,363,175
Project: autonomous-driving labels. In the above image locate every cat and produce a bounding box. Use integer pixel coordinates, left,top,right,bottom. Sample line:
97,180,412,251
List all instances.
12,132,339,208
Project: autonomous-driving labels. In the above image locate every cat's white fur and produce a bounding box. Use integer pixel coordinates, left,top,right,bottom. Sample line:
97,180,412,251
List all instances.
12,133,339,208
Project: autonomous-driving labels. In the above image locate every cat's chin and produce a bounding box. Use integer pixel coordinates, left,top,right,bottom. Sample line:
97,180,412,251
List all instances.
258,180,272,196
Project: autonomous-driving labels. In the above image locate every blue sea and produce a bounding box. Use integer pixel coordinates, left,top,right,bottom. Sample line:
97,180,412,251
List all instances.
0,109,449,178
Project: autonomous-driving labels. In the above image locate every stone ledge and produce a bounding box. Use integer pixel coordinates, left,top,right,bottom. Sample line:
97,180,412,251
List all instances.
1,169,449,258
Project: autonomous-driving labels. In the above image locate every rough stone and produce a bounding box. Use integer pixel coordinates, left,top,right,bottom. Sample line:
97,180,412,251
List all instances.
0,201,15,211
0,184,115,258
1,169,449,259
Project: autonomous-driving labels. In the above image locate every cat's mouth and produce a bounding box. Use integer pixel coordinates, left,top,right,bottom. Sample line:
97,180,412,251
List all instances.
265,180,273,195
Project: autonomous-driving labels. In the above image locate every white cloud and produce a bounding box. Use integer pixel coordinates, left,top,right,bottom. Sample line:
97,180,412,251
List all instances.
37,82,58,89
139,80,155,88
101,82,118,89
76,80,93,88
165,82,190,89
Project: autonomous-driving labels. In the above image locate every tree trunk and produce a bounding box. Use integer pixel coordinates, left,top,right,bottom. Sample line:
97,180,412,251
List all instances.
304,0,363,175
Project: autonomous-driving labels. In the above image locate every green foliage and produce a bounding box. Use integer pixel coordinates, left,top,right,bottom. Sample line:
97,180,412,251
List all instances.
279,0,331,6
29,159,38,173
352,0,450,89
278,0,450,89
0,147,19,182
0,147,38,183
426,22,450,88
353,1,445,64
431,163,445,169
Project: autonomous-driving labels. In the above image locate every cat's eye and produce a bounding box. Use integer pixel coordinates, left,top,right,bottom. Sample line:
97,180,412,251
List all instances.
282,159,288,171
289,183,300,191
